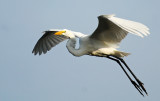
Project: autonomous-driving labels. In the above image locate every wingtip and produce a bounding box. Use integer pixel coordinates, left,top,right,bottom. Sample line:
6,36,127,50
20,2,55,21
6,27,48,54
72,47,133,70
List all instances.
32,50,37,55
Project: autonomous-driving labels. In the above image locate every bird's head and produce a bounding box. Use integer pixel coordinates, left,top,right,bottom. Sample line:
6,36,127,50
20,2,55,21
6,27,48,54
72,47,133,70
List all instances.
54,29,75,38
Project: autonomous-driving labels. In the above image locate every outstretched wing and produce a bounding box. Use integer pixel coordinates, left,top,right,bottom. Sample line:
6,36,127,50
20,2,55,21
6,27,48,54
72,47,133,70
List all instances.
90,14,150,43
32,30,68,55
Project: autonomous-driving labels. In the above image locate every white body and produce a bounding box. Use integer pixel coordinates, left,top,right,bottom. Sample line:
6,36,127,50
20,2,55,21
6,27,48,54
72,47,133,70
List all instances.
66,30,129,57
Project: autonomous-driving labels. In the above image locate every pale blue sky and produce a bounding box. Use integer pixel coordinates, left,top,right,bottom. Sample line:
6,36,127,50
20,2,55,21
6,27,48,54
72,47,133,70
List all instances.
0,0,159,101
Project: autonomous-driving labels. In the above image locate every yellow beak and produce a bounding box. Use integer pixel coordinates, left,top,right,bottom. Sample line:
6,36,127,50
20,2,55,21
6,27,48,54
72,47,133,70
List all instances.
54,30,66,35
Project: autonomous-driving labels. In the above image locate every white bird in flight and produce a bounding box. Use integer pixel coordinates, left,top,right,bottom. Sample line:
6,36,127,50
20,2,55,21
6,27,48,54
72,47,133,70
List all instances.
32,14,150,96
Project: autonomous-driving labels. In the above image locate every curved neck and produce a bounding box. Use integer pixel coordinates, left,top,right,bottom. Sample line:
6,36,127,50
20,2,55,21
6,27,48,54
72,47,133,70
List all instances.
66,37,83,57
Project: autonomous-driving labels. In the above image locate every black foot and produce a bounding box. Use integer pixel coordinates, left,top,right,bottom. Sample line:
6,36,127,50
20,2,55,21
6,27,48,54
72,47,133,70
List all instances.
136,79,148,96
131,80,144,96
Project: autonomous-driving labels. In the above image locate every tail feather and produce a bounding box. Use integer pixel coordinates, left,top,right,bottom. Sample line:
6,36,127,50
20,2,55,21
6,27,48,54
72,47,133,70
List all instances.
114,51,130,57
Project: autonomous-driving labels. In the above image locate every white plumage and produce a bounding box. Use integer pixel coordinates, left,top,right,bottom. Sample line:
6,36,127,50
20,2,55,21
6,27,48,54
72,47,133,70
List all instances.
108,16,149,37
32,14,149,57
32,14,150,96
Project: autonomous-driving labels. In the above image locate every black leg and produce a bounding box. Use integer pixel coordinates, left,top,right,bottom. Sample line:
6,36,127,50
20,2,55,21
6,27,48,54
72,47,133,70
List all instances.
107,55,145,96
110,55,148,95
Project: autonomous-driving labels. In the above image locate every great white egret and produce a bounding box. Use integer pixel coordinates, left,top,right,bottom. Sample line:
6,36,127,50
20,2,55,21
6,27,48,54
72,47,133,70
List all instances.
32,14,150,96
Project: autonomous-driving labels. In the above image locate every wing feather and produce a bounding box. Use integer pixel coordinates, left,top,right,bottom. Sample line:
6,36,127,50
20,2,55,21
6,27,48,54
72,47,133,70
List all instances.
90,15,150,43
109,17,149,37
47,37,54,48
45,39,51,51
48,37,57,47
32,31,68,55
